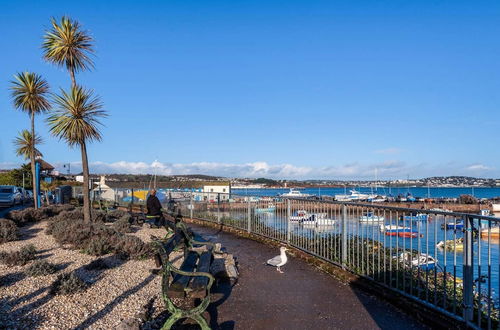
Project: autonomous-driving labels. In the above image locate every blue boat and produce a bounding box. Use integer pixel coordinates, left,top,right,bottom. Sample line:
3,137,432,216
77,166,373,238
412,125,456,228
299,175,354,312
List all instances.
442,220,464,230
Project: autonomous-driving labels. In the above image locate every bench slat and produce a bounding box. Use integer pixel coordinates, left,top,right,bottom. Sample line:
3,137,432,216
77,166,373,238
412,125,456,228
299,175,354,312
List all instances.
168,251,199,298
188,251,213,299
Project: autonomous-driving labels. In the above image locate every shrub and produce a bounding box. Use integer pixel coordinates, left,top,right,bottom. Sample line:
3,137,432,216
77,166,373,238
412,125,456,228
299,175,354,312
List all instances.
85,237,113,256
0,244,37,266
6,205,75,226
26,260,57,276
46,215,153,259
0,219,18,243
113,215,132,233
50,272,87,295
117,235,153,260
107,209,128,220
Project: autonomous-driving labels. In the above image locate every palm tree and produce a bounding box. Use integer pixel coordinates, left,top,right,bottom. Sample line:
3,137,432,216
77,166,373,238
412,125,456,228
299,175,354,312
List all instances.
40,181,58,205
42,16,94,87
13,130,44,160
10,72,51,209
47,85,106,222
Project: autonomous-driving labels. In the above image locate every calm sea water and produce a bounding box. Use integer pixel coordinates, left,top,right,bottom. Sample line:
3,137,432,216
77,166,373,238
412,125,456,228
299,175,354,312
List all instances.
233,186,500,199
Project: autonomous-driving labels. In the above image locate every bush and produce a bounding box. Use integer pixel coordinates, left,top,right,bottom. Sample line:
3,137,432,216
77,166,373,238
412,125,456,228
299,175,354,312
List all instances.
26,260,57,277
113,215,132,233
85,237,113,256
6,205,76,226
92,209,107,223
50,272,87,295
46,214,153,259
107,209,128,220
0,244,37,266
117,235,153,259
0,219,18,243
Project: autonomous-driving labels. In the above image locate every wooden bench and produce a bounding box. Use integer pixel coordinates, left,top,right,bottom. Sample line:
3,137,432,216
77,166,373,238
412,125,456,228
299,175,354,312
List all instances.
152,216,219,330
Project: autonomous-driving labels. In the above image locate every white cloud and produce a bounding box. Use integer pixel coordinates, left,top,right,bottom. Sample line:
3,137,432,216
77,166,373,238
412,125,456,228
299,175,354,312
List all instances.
373,148,402,155
47,160,411,180
465,164,492,171
0,160,496,179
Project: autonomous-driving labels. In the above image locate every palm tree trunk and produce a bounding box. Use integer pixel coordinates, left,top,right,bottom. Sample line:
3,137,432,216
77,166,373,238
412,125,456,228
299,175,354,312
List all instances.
80,141,91,222
45,190,50,205
30,112,38,209
70,69,76,88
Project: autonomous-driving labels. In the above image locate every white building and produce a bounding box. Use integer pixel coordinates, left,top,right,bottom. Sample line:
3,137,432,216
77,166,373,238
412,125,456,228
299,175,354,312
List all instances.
203,184,230,202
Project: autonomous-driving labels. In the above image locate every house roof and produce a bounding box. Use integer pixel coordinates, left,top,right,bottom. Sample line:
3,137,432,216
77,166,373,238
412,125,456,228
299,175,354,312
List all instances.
29,159,55,171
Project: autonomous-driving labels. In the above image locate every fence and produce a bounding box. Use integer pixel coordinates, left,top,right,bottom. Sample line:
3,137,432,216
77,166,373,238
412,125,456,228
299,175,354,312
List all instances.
112,190,500,328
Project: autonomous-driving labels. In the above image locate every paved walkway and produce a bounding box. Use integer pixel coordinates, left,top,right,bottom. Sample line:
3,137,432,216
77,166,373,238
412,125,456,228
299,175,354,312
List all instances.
190,223,426,330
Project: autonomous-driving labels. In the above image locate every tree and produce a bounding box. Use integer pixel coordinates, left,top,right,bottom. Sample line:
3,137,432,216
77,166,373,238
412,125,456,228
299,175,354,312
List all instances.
40,180,58,205
10,72,51,209
47,85,106,221
42,16,94,87
13,130,43,160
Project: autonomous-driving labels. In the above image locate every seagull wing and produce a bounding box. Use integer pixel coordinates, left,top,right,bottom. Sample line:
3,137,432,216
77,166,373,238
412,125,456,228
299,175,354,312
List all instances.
267,255,282,266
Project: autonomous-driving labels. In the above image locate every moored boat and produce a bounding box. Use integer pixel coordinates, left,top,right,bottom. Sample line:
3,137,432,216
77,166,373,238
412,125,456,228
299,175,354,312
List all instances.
379,224,411,233
255,203,276,213
385,231,419,238
436,238,464,250
401,213,429,221
397,252,437,270
441,220,464,230
281,188,311,198
359,212,385,222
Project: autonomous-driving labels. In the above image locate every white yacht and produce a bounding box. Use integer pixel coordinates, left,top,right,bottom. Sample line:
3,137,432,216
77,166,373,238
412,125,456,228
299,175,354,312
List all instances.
335,189,370,201
280,188,311,198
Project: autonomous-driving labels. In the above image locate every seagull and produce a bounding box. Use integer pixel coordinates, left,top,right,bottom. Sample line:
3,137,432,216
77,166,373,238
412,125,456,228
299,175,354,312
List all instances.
267,247,288,273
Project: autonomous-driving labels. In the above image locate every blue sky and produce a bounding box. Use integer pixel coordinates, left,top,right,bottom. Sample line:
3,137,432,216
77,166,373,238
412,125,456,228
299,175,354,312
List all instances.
1,0,499,179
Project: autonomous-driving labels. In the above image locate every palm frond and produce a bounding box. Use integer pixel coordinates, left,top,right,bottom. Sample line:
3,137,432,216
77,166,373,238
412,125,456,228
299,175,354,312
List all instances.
10,72,51,114
47,85,107,146
42,16,94,73
13,130,43,160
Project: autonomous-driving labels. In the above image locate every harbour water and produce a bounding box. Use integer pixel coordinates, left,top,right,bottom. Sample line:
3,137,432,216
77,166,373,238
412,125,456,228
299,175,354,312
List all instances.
234,186,500,199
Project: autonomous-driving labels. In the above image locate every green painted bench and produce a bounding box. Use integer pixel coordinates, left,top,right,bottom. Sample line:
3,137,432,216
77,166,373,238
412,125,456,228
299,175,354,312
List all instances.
152,218,218,330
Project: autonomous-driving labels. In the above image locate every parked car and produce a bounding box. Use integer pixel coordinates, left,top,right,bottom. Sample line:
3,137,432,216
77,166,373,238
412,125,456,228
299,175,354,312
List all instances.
0,185,23,207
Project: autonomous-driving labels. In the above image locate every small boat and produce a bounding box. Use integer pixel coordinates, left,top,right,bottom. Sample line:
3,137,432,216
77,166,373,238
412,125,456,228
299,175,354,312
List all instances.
359,212,385,222
398,252,437,270
299,213,336,225
385,231,419,238
380,224,411,233
289,210,310,221
436,238,464,250
401,213,429,221
255,203,276,213
281,188,311,198
441,220,464,230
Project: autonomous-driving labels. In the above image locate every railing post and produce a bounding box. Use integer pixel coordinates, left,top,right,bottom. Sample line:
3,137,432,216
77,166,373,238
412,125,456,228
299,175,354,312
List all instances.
217,193,221,224
287,198,291,243
190,192,193,219
247,198,251,233
463,214,474,325
342,204,347,269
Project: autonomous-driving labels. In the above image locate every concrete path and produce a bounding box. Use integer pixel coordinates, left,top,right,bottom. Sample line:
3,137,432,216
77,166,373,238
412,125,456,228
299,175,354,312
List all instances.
190,223,426,330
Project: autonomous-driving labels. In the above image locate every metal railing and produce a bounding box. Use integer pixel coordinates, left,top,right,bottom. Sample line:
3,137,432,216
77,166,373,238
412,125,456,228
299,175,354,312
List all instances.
111,190,500,328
